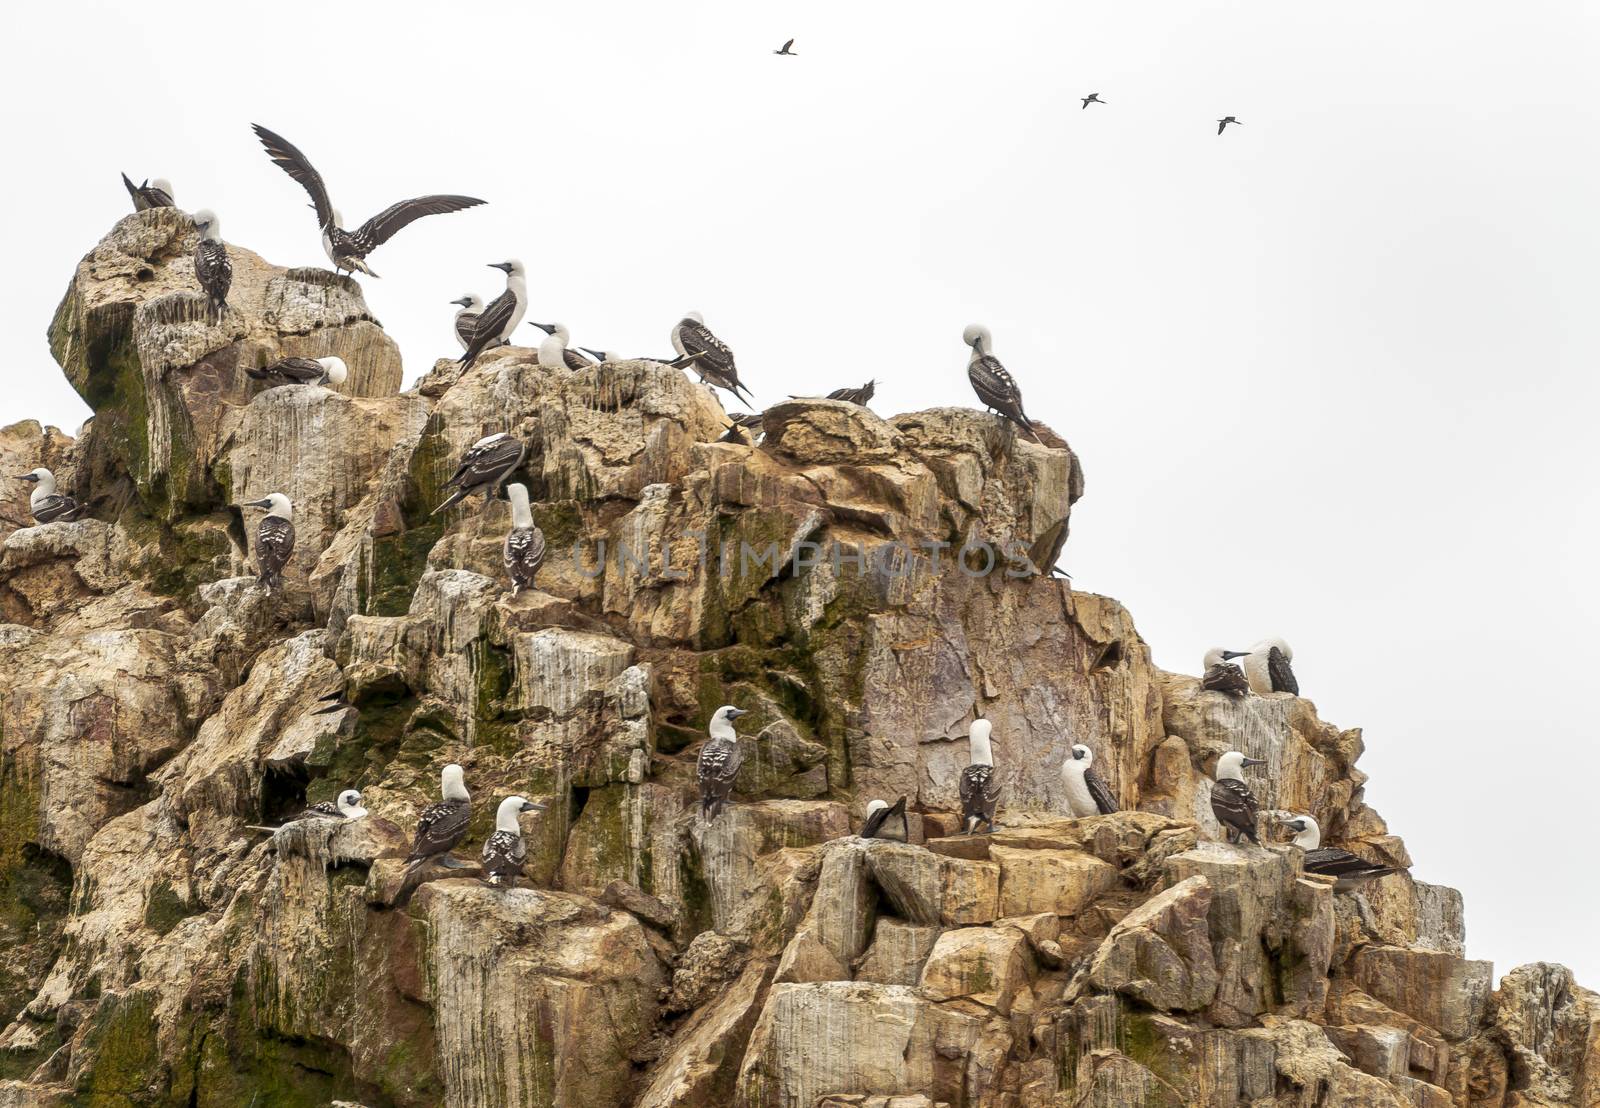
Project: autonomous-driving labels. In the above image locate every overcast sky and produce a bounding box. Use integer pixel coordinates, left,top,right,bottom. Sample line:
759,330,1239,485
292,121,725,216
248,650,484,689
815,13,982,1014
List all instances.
4,1,1597,985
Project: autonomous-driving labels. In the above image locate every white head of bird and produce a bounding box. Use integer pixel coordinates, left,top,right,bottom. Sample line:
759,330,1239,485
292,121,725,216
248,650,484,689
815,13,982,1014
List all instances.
962,324,992,355
968,719,994,766
335,789,367,819
151,178,174,197
440,763,469,802
865,798,888,818
506,482,533,529
1068,743,1094,769
1215,750,1267,782
191,209,221,241
317,357,348,386
1203,647,1251,669
684,310,705,324
490,259,526,278
451,294,484,311
1278,813,1320,850
709,704,749,740
245,492,292,520
1253,637,1293,659
496,794,546,832
17,468,56,499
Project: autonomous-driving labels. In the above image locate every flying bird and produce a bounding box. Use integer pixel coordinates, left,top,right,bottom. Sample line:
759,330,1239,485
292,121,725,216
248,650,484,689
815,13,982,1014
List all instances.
859,796,910,841
191,209,231,320
450,295,489,352
959,719,1003,835
245,789,367,833
481,795,547,889
1243,638,1298,696
671,313,756,405
1061,743,1119,818
1081,93,1105,109
243,493,295,590
1217,116,1242,134
963,324,1039,441
16,469,84,525
530,322,599,370
245,355,348,389
775,38,797,55
392,763,472,907
1279,813,1400,890
1210,750,1267,845
1200,647,1252,696
697,705,749,820
122,174,174,211
432,433,526,516
503,483,546,597
458,261,528,371
251,123,486,278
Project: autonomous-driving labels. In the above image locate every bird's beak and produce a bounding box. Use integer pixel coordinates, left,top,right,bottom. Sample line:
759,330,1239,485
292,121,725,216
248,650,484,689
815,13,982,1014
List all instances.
530,322,556,334
1222,650,1251,660
1073,749,1085,760
241,498,272,509
728,708,749,719
521,801,546,813
1242,757,1269,768
490,262,512,272
16,474,39,482
580,348,605,360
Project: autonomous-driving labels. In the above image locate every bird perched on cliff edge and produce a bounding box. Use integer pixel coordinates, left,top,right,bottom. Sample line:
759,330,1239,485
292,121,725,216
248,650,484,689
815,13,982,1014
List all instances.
1217,116,1242,134
433,433,526,516
963,325,1040,442
959,719,1003,835
392,763,472,907
672,313,755,405
243,493,295,590
530,322,599,370
697,705,749,820
503,483,546,597
719,412,765,444
191,209,231,320
1200,647,1252,696
246,356,348,389
1279,813,1400,890
1081,93,1105,109
1243,638,1298,696
1061,744,1119,818
122,174,174,211
1211,750,1267,845
247,789,367,833
450,295,489,352
16,468,84,525
860,796,910,841
481,795,547,889
251,124,485,278
458,261,528,371
792,381,876,407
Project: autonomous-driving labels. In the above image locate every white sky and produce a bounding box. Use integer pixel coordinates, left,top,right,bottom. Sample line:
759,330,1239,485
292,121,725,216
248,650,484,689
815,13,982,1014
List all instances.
4,1,1598,985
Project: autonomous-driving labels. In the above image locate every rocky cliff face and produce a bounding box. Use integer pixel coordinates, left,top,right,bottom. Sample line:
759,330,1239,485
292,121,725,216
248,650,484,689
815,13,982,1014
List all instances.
0,211,1594,1107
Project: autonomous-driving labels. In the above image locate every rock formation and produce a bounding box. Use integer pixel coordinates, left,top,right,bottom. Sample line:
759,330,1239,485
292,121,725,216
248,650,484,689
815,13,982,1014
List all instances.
0,210,1594,1106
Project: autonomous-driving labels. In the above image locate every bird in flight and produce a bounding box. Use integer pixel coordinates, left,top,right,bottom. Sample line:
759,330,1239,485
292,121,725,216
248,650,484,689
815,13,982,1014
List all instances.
775,38,797,55
1217,116,1242,134
1081,93,1105,109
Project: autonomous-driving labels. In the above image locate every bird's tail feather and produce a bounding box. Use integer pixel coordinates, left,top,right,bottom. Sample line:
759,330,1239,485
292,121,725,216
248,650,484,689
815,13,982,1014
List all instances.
429,488,468,517
121,172,137,197
390,860,429,908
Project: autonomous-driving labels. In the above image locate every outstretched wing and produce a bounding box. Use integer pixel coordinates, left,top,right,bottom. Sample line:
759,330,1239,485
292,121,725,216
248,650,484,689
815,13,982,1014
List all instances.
252,124,335,229
1085,766,1120,815
1268,647,1298,695
351,195,486,253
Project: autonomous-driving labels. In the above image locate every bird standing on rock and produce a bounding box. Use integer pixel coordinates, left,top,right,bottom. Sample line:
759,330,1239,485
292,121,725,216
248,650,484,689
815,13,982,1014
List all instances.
860,796,910,840
1243,638,1297,696
1061,744,1119,818
697,705,749,820
481,795,547,889
16,469,84,525
191,209,231,320
672,313,755,405
1279,813,1400,890
451,295,489,352
959,719,1003,835
1200,648,1252,696
963,325,1039,441
433,433,526,516
246,356,347,389
243,493,295,590
1210,750,1267,845
530,322,599,370
502,483,546,597
392,764,472,907
459,261,528,371
122,174,174,211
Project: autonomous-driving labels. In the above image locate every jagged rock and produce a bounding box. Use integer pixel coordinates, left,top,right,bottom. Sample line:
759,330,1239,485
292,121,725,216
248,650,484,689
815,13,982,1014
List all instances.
855,920,940,986
666,932,749,1014
918,927,1030,1014
1350,944,1494,1041
1085,874,1219,1012
862,839,1000,926
640,960,773,1107
1489,962,1600,1105
990,845,1117,917
690,800,851,937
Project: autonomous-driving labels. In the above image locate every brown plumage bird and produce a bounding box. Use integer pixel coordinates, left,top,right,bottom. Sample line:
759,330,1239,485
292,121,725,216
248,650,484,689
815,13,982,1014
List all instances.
1210,751,1267,845
962,325,1039,441
1200,648,1252,696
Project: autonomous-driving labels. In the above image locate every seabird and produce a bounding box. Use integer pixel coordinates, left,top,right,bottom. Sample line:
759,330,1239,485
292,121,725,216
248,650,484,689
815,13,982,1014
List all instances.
1061,743,1119,818
16,469,84,525
432,433,526,516
503,482,546,597
242,493,295,590
959,718,1003,835
450,295,487,352
1210,750,1267,845
458,260,528,371
392,763,472,907
719,412,765,444
1200,648,1253,696
1217,116,1242,134
859,796,909,841
245,788,367,833
481,795,547,889
697,705,748,820
790,380,876,406
1279,814,1400,890
191,209,231,320
245,355,348,389
530,322,599,370
962,325,1039,442
1081,93,1105,109
122,174,174,211
671,313,756,405
775,38,797,55
1243,637,1298,696
251,124,485,278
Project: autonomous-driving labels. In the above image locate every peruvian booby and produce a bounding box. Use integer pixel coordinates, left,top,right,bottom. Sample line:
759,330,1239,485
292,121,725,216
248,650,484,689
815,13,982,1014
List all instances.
1061,743,1119,818
122,174,174,211
1210,750,1267,845
243,493,295,590
503,483,546,597
16,469,84,525
963,325,1039,442
432,433,526,516
1081,93,1105,109
1217,116,1242,134
719,412,765,444
775,38,797,55
671,313,755,405
1279,814,1400,890
1242,638,1298,696
860,796,909,841
245,788,367,833
959,719,1003,835
458,261,528,371
791,380,876,406
450,295,487,352
392,763,472,907
1200,648,1252,696
191,209,231,320
530,322,599,370
245,355,348,389
251,124,485,278
481,795,547,889
697,705,748,820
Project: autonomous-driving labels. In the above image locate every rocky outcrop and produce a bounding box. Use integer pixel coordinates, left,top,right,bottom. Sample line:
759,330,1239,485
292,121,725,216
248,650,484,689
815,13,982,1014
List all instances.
0,213,1590,1106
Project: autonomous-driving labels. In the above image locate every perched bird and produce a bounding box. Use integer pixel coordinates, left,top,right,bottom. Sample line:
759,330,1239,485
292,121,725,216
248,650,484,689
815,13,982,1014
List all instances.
1243,638,1298,696
1200,647,1253,696
719,412,765,444
432,433,526,516
245,789,367,833
451,295,489,352
530,322,598,370
245,355,348,389
1081,93,1105,109
392,763,472,908
697,705,749,820
860,796,909,841
1061,743,1119,818
458,261,528,371
1210,750,1268,845
962,325,1039,441
481,795,547,889
1217,116,1242,134
1279,814,1400,890
243,493,295,590
122,174,174,211
671,313,755,405
503,483,546,597
775,38,797,55
251,124,485,278
791,380,875,406
191,209,231,320
959,719,1003,835
16,469,84,525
